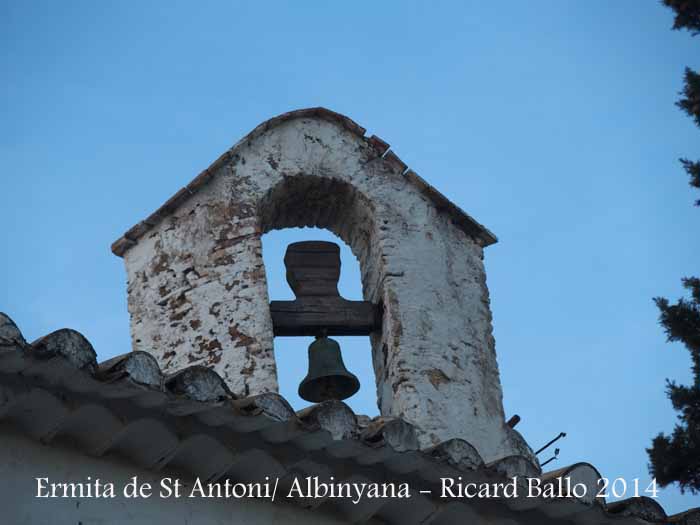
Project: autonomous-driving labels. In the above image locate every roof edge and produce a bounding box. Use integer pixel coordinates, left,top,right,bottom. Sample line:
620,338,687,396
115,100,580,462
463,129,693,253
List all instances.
111,107,497,257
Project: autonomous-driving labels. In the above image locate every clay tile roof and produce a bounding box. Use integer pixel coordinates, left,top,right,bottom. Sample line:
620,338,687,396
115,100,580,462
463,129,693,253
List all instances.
110,107,498,257
1,311,697,524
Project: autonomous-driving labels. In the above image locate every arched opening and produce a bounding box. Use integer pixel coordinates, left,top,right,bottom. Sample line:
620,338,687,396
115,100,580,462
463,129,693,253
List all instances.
261,228,379,416
258,175,382,416
258,174,380,302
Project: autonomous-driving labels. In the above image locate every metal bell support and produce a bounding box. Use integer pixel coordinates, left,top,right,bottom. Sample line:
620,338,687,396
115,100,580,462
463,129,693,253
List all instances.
298,335,360,403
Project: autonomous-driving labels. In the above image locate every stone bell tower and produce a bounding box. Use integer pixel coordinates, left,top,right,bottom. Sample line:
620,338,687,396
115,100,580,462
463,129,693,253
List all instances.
111,108,531,463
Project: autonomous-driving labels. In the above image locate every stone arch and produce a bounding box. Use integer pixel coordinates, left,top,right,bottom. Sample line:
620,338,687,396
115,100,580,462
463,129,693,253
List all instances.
256,174,387,412
258,174,378,301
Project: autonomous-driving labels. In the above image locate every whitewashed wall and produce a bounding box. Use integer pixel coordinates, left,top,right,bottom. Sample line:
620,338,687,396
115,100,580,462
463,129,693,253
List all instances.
121,114,524,462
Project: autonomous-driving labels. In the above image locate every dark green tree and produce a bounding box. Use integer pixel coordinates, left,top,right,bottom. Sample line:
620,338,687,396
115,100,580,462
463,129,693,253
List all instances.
649,278,700,493
646,0,700,494
663,1,700,205
678,66,700,205
664,0,700,34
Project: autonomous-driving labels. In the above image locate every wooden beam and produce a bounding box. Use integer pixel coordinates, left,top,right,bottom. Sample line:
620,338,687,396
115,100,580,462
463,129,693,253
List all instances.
270,297,381,337
270,241,382,336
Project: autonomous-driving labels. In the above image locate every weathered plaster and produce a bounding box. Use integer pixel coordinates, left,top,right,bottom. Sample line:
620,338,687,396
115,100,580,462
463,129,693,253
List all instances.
120,112,524,462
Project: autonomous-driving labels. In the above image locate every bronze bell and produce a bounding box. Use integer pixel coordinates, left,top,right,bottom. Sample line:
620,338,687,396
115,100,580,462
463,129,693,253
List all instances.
298,336,360,403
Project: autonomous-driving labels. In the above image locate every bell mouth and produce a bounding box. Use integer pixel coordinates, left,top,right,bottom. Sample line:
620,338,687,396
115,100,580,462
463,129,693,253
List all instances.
298,373,360,403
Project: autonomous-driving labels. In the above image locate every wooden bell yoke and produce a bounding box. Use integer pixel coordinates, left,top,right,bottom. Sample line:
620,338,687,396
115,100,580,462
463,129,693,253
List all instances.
269,241,382,337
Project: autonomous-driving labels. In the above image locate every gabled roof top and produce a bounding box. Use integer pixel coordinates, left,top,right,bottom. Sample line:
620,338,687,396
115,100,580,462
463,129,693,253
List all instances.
111,108,498,257
1,312,697,525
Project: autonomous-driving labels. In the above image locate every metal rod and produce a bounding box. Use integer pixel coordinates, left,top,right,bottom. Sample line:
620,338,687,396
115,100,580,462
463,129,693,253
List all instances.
540,456,555,467
540,448,560,468
535,432,566,455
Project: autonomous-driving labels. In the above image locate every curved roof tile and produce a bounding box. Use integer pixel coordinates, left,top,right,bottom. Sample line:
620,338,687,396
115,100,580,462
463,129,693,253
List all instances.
0,311,696,525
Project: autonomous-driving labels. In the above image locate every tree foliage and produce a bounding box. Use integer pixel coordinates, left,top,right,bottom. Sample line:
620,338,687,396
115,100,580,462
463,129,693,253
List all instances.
647,0,700,494
664,1,700,205
648,279,700,493
663,0,700,34
677,67,700,128
680,158,700,206
678,68,700,204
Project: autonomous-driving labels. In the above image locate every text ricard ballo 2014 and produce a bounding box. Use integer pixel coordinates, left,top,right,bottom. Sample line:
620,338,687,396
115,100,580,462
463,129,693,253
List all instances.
35,475,660,505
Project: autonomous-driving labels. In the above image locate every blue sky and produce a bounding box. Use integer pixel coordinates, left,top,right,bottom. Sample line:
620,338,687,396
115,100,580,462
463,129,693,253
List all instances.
2,0,699,514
